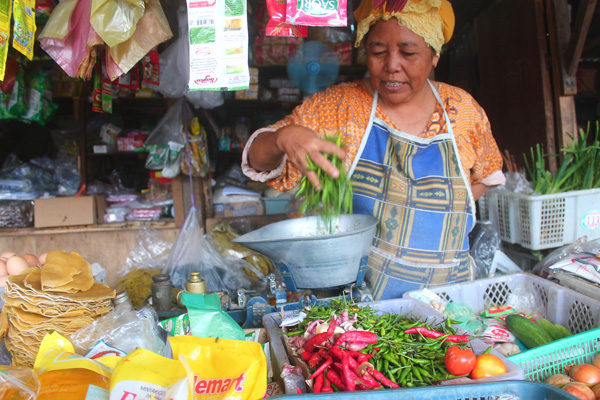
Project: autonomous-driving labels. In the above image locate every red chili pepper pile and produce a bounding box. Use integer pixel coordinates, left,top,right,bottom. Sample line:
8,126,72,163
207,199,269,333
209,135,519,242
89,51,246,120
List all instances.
288,299,475,391
300,331,399,393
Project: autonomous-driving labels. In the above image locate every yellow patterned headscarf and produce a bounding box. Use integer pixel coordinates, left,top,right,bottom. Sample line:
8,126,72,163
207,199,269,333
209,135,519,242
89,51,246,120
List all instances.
354,0,455,56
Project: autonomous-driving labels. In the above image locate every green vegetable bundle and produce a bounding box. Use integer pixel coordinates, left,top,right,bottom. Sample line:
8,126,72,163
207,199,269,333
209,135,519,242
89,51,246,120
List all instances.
296,134,353,230
524,121,600,194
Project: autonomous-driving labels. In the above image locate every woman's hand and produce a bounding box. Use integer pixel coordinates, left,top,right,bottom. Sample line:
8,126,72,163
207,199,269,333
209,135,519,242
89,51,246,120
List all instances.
276,125,347,190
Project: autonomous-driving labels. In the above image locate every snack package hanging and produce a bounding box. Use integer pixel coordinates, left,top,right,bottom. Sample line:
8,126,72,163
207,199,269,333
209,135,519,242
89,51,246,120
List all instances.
186,0,250,90
34,350,112,400
0,366,39,400
181,116,210,177
12,0,36,60
0,0,12,81
169,335,267,400
285,0,347,26
109,348,190,400
142,48,160,85
180,292,246,341
89,0,146,47
8,69,28,117
266,0,307,37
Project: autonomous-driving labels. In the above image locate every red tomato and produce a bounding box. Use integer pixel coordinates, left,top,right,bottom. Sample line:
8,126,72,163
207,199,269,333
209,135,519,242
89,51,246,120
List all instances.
444,346,477,376
469,354,507,379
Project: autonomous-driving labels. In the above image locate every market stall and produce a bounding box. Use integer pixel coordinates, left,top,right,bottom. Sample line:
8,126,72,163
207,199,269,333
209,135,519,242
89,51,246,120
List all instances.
2,0,600,398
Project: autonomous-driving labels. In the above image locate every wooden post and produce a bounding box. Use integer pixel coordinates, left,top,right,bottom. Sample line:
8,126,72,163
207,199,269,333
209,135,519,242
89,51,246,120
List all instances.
171,174,213,230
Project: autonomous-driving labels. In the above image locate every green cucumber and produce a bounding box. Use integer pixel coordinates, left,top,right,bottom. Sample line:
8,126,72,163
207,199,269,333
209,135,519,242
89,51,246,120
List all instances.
535,317,564,340
554,323,572,338
505,314,553,349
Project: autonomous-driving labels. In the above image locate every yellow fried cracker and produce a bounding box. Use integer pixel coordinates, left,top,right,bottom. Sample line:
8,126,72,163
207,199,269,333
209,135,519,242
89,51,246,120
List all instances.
41,251,94,293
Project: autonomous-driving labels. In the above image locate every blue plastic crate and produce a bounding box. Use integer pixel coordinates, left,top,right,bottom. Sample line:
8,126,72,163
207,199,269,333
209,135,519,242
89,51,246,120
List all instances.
269,381,579,399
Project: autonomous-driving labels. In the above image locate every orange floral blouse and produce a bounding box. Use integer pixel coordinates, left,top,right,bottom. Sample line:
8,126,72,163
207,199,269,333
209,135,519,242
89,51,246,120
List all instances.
242,80,505,192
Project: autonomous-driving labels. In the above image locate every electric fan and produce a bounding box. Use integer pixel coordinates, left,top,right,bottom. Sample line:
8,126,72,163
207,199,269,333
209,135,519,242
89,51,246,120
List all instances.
287,41,340,94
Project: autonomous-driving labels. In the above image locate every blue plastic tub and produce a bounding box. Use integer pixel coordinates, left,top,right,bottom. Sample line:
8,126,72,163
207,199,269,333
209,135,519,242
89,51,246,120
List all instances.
268,381,579,399
262,197,291,215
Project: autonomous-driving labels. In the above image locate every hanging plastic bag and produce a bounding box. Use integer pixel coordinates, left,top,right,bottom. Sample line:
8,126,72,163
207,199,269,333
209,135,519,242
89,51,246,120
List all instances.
164,206,229,292
156,6,224,109
104,0,172,80
144,98,187,171
38,0,104,79
90,0,146,47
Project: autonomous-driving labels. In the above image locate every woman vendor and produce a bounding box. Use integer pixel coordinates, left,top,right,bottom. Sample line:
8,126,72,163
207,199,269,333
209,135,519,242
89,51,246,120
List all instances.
242,0,506,300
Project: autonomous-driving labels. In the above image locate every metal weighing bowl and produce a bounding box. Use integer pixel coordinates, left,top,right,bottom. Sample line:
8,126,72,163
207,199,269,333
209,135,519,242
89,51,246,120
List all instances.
232,214,378,290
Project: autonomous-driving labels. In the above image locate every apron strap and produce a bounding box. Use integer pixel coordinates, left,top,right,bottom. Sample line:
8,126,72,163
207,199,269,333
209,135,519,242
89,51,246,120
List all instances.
348,91,378,178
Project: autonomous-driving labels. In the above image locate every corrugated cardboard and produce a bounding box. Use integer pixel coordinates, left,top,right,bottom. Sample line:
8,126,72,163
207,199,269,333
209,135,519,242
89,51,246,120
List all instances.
34,196,105,228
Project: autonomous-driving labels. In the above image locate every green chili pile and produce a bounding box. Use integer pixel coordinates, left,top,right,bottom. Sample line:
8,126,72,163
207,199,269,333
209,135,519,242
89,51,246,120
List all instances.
296,134,353,230
288,299,468,390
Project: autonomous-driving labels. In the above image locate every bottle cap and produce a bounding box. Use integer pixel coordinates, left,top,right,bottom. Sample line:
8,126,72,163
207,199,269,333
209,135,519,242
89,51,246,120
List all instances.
113,291,130,306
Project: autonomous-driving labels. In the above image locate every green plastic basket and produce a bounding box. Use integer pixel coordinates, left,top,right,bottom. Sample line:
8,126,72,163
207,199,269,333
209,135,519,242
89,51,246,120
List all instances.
509,327,600,381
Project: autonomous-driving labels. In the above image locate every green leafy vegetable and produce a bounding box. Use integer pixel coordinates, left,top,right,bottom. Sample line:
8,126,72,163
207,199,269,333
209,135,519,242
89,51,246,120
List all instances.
296,134,353,231
524,120,600,194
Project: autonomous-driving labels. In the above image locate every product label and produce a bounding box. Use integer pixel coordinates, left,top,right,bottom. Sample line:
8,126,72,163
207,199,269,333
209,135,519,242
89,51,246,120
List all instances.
186,0,249,91
85,384,110,400
582,210,600,230
86,340,127,359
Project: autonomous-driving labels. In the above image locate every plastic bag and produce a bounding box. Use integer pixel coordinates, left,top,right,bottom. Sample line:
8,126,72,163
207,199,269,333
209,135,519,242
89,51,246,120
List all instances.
144,98,187,171
443,302,486,334
164,207,229,292
505,283,547,319
181,292,246,340
156,6,224,109
104,0,172,80
34,349,111,400
69,302,166,358
0,366,39,400
169,335,267,400
469,221,502,279
533,236,588,278
114,225,173,287
90,0,145,47
109,348,189,400
38,0,104,79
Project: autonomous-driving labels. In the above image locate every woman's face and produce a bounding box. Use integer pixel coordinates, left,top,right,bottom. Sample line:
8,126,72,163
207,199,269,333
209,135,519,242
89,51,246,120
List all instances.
366,18,439,108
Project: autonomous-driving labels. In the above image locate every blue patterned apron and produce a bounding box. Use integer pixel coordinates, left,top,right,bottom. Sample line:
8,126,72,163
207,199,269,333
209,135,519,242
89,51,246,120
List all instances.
349,81,476,300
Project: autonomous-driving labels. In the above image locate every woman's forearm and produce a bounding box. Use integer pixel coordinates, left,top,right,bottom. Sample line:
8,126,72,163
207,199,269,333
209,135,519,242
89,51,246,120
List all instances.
471,182,489,201
246,130,285,172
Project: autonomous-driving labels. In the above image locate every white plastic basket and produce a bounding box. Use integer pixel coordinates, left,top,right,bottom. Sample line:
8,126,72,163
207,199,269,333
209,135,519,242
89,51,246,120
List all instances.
405,273,600,335
486,187,600,250
264,298,523,395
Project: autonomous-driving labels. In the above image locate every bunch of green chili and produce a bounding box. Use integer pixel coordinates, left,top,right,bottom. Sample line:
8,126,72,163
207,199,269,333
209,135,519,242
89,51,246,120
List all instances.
296,134,353,231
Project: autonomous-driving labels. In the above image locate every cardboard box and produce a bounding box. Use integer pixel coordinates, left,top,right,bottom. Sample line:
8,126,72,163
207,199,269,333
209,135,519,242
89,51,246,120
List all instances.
34,196,105,228
213,200,264,217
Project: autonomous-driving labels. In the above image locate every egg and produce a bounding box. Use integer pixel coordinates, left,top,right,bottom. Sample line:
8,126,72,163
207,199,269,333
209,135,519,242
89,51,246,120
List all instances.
21,254,39,268
0,275,7,288
6,255,30,276
38,252,48,266
0,259,6,276
0,252,16,260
